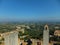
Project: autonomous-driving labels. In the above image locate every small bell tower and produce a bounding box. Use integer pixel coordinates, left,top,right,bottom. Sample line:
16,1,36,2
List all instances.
43,24,49,45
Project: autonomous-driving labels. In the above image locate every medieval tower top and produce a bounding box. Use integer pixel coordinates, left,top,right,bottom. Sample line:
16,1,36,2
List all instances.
44,24,49,30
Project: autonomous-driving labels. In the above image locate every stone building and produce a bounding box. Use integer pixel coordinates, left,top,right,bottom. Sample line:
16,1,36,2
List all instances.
54,30,60,36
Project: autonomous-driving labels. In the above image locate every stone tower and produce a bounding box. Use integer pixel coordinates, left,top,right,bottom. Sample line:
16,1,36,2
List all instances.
43,24,49,45
4,31,18,45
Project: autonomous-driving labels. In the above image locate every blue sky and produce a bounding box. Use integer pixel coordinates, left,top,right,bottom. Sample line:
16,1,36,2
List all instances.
0,0,60,22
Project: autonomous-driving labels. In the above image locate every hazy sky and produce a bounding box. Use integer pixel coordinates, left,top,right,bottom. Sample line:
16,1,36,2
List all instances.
0,0,60,22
